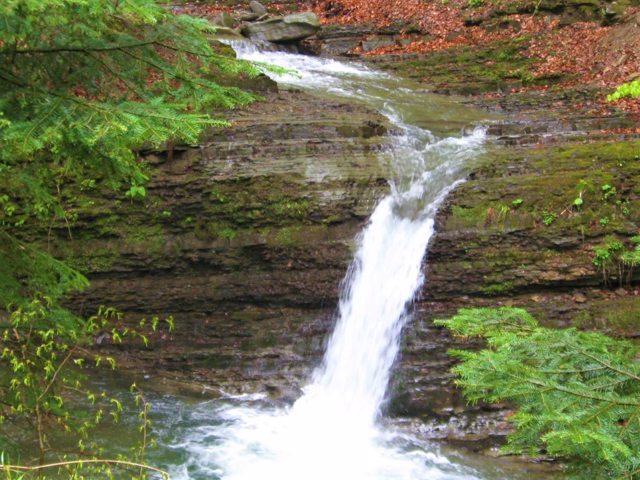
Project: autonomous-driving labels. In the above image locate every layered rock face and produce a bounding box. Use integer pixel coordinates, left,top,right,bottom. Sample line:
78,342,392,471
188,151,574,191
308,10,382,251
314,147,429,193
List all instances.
60,88,390,397
52,33,639,444
392,138,640,440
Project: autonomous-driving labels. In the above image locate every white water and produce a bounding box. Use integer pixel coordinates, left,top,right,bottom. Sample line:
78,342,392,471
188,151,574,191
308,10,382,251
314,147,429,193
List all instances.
168,43,487,480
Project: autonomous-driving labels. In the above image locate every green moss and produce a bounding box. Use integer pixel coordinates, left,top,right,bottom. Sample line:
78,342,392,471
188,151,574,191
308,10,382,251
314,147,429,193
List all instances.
206,176,315,229
451,140,640,236
274,226,301,246
199,223,236,241
59,244,120,273
379,39,553,94
573,297,640,336
122,224,165,253
452,205,483,224
480,281,514,296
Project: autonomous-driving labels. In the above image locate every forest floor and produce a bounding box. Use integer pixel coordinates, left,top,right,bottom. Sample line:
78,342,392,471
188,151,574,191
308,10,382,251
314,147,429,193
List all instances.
179,0,640,119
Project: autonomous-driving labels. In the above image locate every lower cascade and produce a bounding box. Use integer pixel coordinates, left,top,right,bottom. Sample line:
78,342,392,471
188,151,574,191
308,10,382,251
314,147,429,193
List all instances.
167,43,487,480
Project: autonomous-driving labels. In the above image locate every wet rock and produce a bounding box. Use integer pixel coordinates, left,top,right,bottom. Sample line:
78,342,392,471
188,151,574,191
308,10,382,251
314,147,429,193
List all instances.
210,26,244,40
237,10,260,22
573,293,587,303
211,12,235,28
302,24,375,56
362,35,396,53
241,12,320,43
58,90,390,398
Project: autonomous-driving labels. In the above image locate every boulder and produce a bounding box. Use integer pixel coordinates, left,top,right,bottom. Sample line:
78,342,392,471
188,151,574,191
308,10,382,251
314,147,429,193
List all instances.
237,10,260,22
210,26,245,40
211,12,235,28
241,12,320,43
249,0,268,16
361,35,396,53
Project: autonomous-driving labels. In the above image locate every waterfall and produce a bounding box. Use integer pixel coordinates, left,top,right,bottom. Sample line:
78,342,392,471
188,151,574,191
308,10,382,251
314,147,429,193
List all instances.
167,43,486,480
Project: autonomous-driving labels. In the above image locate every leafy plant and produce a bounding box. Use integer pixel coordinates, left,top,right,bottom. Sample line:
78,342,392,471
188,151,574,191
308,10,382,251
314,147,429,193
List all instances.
437,307,640,479
126,185,148,201
607,80,640,102
602,183,617,201
541,210,557,226
468,0,484,7
572,178,593,210
593,238,624,286
0,296,173,475
620,236,640,283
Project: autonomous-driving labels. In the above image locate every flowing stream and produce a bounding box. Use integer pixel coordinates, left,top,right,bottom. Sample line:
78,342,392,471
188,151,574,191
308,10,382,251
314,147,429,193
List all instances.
153,43,490,480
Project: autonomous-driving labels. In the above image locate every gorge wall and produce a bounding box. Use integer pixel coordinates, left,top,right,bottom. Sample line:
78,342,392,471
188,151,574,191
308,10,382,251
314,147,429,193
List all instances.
50,6,640,446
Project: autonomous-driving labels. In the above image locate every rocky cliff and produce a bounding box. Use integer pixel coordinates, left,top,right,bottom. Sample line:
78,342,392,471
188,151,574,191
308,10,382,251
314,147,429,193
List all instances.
56,85,391,399
48,6,640,446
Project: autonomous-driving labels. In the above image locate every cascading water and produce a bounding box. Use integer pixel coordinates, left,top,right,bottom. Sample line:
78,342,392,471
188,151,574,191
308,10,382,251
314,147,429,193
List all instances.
166,43,489,480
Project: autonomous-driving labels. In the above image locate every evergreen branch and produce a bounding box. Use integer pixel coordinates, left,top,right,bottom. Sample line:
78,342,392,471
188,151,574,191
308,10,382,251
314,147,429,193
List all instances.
0,40,159,55
514,372,640,406
575,348,640,383
22,97,64,151
0,66,208,124
0,69,26,89
116,45,225,95
86,51,149,101
442,307,640,477
622,467,640,479
618,408,640,437
540,366,607,375
154,40,244,63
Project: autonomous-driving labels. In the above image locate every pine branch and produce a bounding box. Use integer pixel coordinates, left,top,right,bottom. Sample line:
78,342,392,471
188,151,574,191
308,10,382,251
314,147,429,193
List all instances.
509,374,640,407
0,40,160,55
575,348,640,383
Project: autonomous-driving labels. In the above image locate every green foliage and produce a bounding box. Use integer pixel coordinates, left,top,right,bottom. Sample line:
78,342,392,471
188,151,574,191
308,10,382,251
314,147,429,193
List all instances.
621,236,640,269
572,178,592,210
593,238,624,286
0,0,256,473
541,210,557,226
437,307,640,479
468,0,484,7
0,0,258,306
592,237,640,287
0,296,173,475
602,183,617,201
607,80,640,102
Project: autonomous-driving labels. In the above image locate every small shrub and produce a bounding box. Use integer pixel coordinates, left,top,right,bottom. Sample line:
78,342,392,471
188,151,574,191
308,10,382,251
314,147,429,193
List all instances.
607,80,640,102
